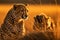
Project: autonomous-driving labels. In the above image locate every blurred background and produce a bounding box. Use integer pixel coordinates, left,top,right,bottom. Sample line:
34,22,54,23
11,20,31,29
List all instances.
0,0,60,40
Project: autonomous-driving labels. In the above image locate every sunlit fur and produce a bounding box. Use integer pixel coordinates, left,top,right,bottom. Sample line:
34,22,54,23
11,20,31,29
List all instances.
0,4,28,40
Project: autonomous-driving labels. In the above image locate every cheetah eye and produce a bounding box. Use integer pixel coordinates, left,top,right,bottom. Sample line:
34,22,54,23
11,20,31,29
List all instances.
21,10,24,12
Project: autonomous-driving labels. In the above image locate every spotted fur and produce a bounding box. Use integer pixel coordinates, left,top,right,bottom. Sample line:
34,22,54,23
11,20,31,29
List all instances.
33,14,56,40
0,4,28,40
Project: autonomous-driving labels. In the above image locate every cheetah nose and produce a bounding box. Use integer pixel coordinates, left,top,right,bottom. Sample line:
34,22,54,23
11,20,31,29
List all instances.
22,15,28,19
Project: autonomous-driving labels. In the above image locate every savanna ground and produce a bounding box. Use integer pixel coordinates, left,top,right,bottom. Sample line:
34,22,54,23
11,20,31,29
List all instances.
0,4,60,39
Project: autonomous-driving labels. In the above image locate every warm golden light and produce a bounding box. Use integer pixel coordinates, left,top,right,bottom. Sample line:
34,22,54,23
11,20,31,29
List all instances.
0,4,60,39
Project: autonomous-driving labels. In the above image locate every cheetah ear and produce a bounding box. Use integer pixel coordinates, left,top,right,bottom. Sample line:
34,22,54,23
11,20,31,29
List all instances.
24,4,27,6
13,5,18,10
